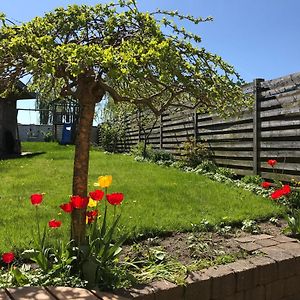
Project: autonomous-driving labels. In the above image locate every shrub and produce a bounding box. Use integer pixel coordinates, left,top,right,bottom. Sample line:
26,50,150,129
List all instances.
241,175,263,185
216,167,237,179
151,149,174,163
194,160,218,174
130,142,154,159
98,123,125,153
180,138,212,168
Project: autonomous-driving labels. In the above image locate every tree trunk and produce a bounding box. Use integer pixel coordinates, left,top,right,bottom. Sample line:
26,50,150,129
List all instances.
71,99,96,245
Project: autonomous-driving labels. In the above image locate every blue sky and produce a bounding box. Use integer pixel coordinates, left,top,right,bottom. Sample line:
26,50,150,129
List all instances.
2,0,300,123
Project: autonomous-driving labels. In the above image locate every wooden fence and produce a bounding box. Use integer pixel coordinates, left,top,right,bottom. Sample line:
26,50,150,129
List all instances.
101,72,300,181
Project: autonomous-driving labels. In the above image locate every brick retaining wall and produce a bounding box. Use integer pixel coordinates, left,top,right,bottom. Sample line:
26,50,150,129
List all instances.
0,234,299,300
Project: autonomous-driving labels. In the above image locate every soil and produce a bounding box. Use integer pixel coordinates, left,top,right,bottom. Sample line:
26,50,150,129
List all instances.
122,219,290,267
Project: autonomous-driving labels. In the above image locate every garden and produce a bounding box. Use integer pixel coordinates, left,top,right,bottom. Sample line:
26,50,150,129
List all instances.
0,0,300,295
0,141,298,290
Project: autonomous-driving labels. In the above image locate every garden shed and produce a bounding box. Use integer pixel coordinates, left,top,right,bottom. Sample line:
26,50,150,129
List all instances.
0,81,35,158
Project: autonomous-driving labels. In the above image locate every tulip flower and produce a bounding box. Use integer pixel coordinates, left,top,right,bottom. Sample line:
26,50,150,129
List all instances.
48,219,62,228
60,202,73,213
88,198,97,208
2,252,14,264
106,193,124,205
261,181,271,189
281,184,291,195
30,193,43,205
95,175,112,188
89,189,104,201
86,210,98,224
70,195,89,209
267,159,277,167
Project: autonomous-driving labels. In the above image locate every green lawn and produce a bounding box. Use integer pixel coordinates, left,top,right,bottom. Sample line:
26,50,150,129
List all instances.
0,142,283,253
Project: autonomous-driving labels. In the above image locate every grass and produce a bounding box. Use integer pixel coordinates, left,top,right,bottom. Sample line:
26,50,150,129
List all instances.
0,142,283,253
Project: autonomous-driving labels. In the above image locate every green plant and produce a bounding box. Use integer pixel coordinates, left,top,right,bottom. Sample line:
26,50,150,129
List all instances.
241,219,261,234
284,210,300,236
99,122,125,153
180,138,212,168
42,131,54,142
241,175,263,185
151,149,174,163
194,160,218,174
216,167,237,179
131,142,154,160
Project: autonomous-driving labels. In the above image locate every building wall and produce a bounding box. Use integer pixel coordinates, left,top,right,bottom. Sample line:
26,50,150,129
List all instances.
0,99,18,155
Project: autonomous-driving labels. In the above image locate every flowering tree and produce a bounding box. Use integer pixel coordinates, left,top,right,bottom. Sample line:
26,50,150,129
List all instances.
0,1,250,245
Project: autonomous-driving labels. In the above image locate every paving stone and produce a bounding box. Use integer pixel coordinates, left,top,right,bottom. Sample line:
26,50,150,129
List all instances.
260,246,294,261
239,242,262,252
277,242,300,257
271,236,298,243
7,287,55,300
46,287,98,299
91,289,130,300
0,289,12,300
234,236,256,243
149,280,184,300
185,272,210,300
251,234,273,241
203,265,235,297
255,238,279,247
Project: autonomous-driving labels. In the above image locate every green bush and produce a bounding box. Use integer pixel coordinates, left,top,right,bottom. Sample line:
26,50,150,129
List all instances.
98,123,125,153
130,142,154,159
180,138,212,168
241,175,262,185
216,167,237,179
151,149,174,163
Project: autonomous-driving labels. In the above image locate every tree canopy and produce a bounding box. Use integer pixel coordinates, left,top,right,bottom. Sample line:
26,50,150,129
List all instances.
0,0,249,116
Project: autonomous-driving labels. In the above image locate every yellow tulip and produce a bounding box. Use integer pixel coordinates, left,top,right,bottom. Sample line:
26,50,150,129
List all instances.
97,175,112,188
88,198,97,208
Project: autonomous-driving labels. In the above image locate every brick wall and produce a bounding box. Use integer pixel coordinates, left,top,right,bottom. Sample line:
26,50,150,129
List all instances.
114,234,300,300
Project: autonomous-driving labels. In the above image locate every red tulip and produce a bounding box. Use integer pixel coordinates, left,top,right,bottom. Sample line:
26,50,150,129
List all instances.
2,252,14,264
89,190,104,201
48,219,62,228
70,195,89,209
261,181,271,189
60,202,73,213
86,210,98,224
271,189,284,200
281,185,291,195
106,193,124,206
267,159,277,167
30,194,43,205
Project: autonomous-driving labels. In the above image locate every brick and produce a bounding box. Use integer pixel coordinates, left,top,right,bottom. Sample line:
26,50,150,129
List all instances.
0,289,12,300
260,246,294,262
265,280,284,300
218,292,244,300
203,265,235,298
243,285,265,300
251,234,273,241
91,289,130,300
150,280,184,300
283,275,300,297
255,238,279,247
271,236,298,243
114,285,155,300
7,287,55,300
185,272,210,300
46,287,98,299
234,236,256,243
277,242,300,257
248,256,277,285
239,242,262,252
226,260,255,291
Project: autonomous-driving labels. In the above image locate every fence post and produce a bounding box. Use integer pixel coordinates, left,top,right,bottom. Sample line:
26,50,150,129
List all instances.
253,78,264,175
137,111,141,143
193,109,198,141
160,114,163,149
